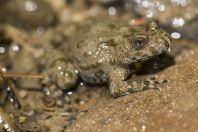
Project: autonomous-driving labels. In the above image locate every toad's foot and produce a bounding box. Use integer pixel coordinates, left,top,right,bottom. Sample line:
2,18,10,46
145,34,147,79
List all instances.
108,68,167,97
143,77,167,90
42,81,65,107
109,78,167,97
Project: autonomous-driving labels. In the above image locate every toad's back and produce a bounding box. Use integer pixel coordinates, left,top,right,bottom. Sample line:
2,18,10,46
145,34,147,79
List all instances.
59,20,170,86
64,23,128,83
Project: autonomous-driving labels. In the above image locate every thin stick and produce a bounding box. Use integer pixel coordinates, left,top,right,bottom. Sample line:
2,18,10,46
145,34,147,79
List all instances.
1,73,44,79
8,79,22,109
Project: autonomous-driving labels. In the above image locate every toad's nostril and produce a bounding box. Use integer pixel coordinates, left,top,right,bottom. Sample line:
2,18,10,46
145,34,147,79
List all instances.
146,21,159,31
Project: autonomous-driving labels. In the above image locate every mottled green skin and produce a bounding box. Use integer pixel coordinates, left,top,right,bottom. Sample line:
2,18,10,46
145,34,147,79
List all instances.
46,21,171,97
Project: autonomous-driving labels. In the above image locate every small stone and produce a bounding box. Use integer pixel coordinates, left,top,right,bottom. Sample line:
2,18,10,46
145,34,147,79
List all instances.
78,99,97,112
42,96,55,107
18,90,28,99
18,116,26,124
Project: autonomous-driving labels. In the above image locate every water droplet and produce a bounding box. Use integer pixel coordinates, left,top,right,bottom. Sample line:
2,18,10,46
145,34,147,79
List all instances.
0,47,5,54
11,43,20,52
0,117,3,123
25,0,37,12
57,66,62,70
67,91,73,95
168,47,171,53
89,6,100,16
171,32,181,39
4,123,9,129
43,88,51,96
7,128,12,132
141,125,146,132
79,100,85,105
75,69,79,74
10,98,14,103
172,17,185,27
158,4,165,12
80,82,84,86
142,1,149,8
7,86,11,91
98,59,103,63
60,71,64,75
88,51,92,55
153,62,159,70
1,67,7,72
171,0,187,7
36,26,45,33
108,7,116,16
146,10,153,18
135,0,141,4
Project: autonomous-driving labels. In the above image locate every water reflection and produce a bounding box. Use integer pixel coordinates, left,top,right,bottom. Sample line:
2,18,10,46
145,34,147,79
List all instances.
131,0,198,40
0,47,5,54
25,0,38,12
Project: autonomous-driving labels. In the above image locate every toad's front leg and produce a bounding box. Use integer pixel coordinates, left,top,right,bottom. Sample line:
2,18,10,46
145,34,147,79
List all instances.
108,67,160,97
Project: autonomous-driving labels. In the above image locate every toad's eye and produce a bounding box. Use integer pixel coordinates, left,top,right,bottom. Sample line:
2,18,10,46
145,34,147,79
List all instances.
132,36,147,50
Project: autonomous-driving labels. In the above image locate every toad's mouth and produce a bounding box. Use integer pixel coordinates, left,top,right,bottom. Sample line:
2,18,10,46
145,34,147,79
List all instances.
131,52,174,75
130,55,154,63
129,61,145,73
133,62,143,73
131,47,170,64
131,54,162,73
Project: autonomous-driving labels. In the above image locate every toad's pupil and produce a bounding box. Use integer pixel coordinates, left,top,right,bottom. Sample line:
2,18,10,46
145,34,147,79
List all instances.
133,37,147,50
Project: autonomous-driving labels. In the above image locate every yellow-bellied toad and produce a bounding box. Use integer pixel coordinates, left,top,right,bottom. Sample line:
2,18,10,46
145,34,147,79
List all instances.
44,21,171,97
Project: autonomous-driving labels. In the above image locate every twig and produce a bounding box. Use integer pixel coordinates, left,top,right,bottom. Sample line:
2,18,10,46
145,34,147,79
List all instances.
1,73,44,79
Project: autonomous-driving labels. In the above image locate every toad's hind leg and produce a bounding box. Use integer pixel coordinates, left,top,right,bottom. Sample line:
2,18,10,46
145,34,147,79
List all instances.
44,59,79,90
42,46,79,90
108,68,164,97
43,59,79,106
41,47,78,106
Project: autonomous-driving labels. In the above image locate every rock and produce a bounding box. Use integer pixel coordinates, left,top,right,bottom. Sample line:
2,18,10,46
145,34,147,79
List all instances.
0,0,58,30
18,90,28,99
